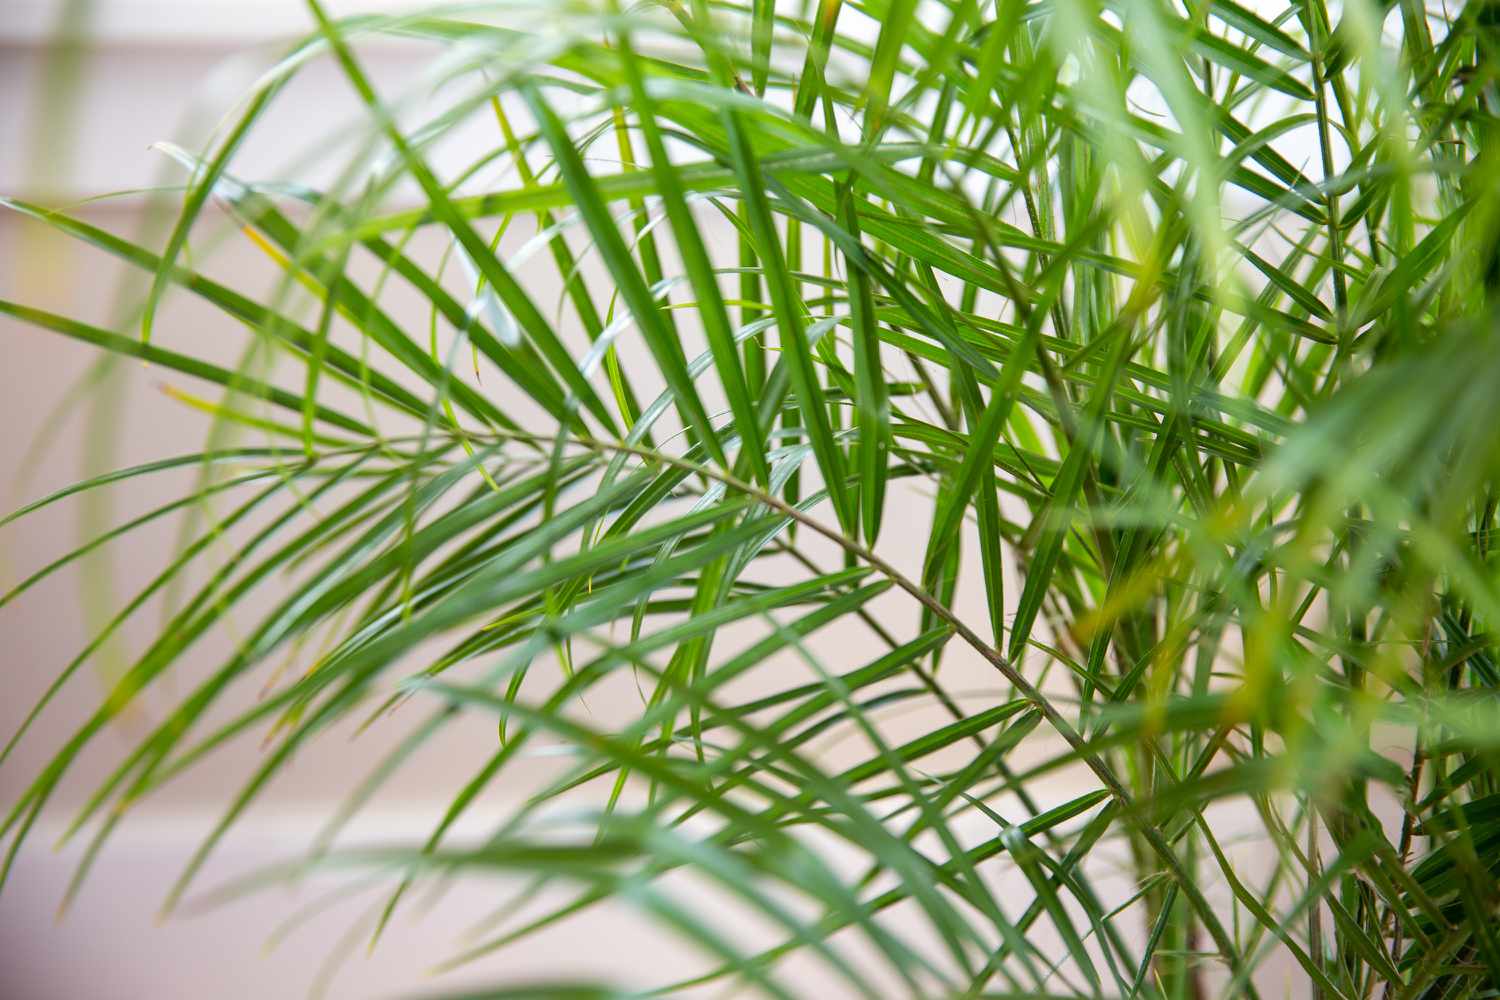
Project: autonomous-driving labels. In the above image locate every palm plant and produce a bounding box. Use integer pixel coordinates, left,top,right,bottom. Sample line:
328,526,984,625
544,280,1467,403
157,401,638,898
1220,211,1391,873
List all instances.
5,0,1500,995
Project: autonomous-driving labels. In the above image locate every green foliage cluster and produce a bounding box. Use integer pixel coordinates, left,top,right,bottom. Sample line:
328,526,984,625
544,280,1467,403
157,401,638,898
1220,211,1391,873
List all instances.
6,0,1500,995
